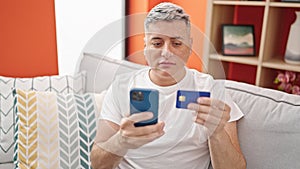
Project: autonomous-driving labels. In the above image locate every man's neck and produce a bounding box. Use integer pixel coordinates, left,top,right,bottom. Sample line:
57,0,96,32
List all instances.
148,68,186,87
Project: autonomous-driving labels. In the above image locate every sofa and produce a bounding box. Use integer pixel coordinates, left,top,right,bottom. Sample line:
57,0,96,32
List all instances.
1,52,299,169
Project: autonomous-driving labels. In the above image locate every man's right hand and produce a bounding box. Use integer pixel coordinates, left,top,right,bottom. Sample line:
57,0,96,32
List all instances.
96,112,165,156
118,112,165,149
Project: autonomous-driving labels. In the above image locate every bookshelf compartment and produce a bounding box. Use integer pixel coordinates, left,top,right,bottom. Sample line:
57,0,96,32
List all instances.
259,67,279,88
204,0,300,90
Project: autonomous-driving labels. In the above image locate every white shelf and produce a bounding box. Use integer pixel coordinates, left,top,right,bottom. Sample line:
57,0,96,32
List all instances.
262,58,300,72
269,2,300,8
209,54,259,66
213,1,266,6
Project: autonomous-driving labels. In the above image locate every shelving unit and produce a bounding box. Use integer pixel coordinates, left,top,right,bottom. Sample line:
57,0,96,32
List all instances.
203,0,300,89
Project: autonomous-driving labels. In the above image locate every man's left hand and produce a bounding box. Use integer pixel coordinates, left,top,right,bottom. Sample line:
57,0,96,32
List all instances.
187,97,231,137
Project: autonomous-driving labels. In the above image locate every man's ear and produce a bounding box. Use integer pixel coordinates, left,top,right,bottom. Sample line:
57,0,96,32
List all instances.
143,36,147,56
189,37,193,55
144,48,147,57
143,37,147,47
143,36,151,65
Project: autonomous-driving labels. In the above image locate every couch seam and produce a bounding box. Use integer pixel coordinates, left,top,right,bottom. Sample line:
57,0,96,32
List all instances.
225,86,300,106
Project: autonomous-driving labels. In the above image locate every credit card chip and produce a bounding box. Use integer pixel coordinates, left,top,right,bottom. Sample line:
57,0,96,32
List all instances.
178,95,186,102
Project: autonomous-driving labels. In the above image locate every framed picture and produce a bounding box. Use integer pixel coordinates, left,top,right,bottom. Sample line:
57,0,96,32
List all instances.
222,24,255,56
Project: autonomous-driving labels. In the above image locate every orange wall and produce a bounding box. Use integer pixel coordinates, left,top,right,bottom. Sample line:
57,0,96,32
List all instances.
126,0,149,64
0,0,58,77
126,0,207,71
0,1,206,78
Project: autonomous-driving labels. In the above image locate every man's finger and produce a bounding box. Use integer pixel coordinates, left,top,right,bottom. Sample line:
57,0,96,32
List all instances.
197,97,228,111
127,112,154,123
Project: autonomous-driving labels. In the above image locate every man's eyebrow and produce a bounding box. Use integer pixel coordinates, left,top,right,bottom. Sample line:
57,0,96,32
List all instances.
150,36,183,40
171,36,184,40
151,37,162,40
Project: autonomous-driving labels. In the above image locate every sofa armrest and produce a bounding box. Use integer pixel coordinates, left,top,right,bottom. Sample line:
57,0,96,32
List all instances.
223,80,300,169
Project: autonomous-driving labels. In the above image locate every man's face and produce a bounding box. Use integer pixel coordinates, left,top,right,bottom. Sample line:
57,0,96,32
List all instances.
144,20,192,78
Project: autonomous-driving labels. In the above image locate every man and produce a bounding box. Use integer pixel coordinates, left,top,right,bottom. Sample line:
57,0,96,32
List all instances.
91,2,246,169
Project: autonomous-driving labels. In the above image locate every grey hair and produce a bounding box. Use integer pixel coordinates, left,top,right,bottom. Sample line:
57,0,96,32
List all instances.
144,2,191,34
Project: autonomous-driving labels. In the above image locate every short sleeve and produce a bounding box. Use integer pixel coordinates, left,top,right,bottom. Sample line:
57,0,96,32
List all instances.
211,80,244,122
99,80,123,125
225,92,244,122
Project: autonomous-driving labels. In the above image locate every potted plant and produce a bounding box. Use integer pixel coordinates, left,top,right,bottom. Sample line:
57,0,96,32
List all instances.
274,70,300,95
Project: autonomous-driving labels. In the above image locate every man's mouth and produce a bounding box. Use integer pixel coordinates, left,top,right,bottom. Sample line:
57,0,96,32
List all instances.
158,61,176,65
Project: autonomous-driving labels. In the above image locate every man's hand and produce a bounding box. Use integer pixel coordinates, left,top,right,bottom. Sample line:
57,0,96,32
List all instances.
118,112,165,149
96,112,165,156
187,97,231,137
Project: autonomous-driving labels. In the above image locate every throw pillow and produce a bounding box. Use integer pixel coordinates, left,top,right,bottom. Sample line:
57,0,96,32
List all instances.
13,89,98,169
0,72,86,164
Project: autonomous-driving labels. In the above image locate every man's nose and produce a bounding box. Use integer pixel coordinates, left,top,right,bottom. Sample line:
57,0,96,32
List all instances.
161,44,172,58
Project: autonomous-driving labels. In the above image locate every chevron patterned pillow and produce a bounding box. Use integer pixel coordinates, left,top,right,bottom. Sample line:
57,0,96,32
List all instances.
0,72,86,164
13,89,97,169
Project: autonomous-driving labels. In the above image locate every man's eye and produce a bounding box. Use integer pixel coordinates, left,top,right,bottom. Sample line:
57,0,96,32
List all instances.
173,42,182,46
152,42,162,47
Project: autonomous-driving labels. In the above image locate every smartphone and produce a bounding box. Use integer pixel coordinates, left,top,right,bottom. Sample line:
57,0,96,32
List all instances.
176,90,210,109
130,88,159,127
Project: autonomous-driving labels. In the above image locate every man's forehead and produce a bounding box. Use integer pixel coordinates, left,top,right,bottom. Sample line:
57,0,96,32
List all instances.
146,20,189,38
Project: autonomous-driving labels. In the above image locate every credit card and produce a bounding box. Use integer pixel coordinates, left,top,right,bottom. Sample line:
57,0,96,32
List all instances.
176,90,210,109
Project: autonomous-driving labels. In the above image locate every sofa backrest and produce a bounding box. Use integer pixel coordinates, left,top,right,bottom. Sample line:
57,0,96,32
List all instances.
75,52,145,93
223,80,300,169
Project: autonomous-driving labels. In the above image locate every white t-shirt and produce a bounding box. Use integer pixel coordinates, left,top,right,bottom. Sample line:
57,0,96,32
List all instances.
100,67,244,169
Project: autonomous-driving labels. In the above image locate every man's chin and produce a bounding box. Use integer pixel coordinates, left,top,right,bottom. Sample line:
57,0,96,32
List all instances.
151,67,175,76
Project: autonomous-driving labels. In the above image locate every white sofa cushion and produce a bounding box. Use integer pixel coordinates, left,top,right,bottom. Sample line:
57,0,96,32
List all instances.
0,72,86,164
223,80,300,169
75,52,145,93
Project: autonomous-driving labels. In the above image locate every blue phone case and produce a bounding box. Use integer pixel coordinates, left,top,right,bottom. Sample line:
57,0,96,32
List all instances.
176,90,210,109
130,88,159,127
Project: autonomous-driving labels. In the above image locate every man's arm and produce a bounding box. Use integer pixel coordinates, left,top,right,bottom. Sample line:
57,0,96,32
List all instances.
208,121,246,169
188,97,246,169
91,143,123,169
91,120,123,169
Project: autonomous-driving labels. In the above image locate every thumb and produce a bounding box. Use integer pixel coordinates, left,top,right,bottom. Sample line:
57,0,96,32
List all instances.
128,112,154,123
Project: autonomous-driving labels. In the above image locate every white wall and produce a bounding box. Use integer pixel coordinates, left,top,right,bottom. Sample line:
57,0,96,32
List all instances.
55,0,124,75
